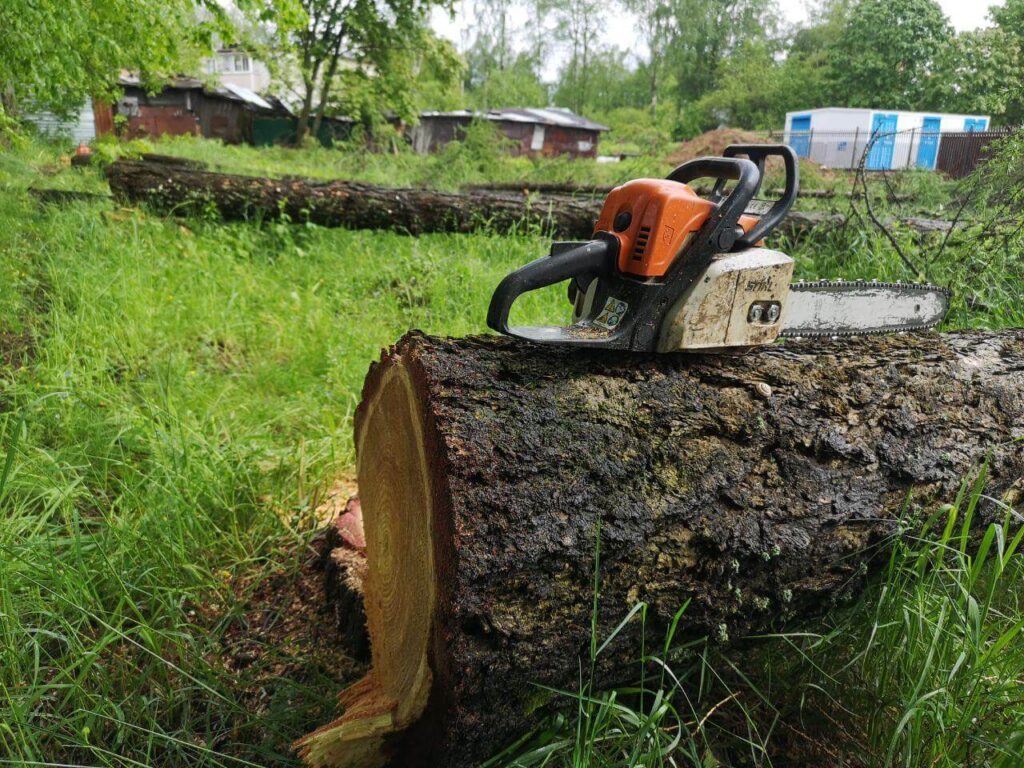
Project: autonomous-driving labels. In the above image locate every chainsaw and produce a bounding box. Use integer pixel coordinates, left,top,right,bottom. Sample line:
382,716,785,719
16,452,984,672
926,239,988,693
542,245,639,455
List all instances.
487,144,949,352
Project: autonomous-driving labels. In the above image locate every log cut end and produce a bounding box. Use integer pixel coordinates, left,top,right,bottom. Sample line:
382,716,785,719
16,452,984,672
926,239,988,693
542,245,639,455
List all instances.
297,359,440,767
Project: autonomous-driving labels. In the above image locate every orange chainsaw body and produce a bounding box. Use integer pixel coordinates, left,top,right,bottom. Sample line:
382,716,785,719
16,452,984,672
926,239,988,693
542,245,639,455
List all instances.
594,179,760,278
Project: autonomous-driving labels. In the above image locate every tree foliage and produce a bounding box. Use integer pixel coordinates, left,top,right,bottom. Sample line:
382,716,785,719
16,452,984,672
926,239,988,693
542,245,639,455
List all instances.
831,0,951,111
466,53,547,110
461,0,547,110
8,0,1020,149
664,0,780,109
928,29,1022,120
537,0,606,113
266,0,452,141
0,0,240,115
686,41,830,134
334,29,464,125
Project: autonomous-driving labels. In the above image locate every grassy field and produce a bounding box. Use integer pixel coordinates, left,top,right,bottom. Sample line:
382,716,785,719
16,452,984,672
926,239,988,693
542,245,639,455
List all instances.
0,135,1022,767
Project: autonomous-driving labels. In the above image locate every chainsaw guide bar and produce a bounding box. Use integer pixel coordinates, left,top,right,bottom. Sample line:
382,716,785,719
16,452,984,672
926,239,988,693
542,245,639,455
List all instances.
780,280,952,339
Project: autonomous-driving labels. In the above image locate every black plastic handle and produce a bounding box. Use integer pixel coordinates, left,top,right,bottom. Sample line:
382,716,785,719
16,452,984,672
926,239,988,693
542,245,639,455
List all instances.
722,144,799,248
665,156,761,253
486,237,616,334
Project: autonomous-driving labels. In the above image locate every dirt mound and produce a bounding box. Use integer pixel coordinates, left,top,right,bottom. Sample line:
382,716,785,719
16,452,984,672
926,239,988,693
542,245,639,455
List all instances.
665,128,836,188
665,128,769,166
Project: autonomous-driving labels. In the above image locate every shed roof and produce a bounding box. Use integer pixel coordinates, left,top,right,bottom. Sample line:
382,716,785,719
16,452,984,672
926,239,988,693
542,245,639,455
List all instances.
118,74,284,114
220,83,272,111
420,107,609,132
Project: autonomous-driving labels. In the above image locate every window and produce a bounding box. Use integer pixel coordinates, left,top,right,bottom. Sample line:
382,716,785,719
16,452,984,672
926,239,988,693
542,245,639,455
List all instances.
216,53,251,73
530,124,545,151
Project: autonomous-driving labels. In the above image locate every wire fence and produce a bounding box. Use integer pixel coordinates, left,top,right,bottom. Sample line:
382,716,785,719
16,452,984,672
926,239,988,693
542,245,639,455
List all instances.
761,128,1013,178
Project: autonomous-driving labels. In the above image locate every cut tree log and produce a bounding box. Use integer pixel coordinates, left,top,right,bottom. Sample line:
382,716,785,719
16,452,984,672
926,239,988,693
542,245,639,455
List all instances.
106,159,600,238
105,158,953,240
298,330,1024,768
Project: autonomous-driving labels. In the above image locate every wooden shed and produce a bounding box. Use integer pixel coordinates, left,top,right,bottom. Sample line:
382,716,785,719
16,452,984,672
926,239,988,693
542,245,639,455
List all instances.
410,107,609,158
115,76,281,144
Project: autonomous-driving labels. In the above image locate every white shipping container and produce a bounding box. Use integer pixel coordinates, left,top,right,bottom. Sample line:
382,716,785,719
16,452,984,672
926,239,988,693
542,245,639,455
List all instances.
782,107,990,170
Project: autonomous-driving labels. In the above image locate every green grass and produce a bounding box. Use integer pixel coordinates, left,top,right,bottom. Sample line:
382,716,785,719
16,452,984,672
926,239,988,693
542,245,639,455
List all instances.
85,131,958,206
0,135,1021,766
0,142,567,765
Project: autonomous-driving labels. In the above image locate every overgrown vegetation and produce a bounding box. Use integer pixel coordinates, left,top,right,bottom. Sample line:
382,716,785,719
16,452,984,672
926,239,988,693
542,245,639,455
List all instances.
0,139,564,765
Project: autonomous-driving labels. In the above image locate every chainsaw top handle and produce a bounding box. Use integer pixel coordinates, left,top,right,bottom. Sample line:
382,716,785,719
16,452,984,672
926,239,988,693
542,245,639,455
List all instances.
718,144,800,249
665,156,761,253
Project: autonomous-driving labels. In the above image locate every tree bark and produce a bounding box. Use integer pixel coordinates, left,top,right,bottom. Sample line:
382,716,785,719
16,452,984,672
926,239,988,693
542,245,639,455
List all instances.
106,159,603,238
298,330,1024,768
107,158,938,240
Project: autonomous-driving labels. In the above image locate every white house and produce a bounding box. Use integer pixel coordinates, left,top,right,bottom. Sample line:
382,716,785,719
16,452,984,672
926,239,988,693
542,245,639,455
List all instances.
783,108,991,170
204,48,273,93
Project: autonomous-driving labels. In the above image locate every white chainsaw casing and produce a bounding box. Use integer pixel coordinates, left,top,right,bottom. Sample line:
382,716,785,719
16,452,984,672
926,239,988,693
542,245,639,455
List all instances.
657,248,794,352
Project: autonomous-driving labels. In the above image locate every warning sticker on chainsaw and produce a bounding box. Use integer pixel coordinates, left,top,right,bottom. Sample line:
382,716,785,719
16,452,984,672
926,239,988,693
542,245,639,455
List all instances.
594,298,628,330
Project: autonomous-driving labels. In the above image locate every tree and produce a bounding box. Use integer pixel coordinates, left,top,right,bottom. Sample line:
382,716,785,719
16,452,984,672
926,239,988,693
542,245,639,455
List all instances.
463,0,517,73
621,0,674,115
990,0,1024,125
831,0,951,110
333,29,464,127
559,49,649,113
689,40,830,132
461,0,547,109
536,0,606,113
991,0,1024,44
269,0,452,143
466,53,547,109
663,0,780,112
927,29,1021,124
789,0,852,59
0,0,238,117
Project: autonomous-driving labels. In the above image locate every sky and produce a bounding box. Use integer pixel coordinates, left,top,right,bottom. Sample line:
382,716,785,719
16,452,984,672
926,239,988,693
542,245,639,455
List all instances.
772,0,1001,30
432,0,1006,74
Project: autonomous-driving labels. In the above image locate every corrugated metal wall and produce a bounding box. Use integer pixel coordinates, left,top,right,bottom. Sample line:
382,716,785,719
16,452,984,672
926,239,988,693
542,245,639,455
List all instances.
410,117,601,158
24,101,96,143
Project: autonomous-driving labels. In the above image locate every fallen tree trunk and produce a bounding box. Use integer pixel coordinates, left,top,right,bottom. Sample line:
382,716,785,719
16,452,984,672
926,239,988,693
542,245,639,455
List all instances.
298,330,1024,768
105,159,952,239
106,159,600,238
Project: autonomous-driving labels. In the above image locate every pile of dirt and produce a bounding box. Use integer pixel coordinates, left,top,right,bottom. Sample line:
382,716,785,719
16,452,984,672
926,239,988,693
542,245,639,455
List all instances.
665,128,770,166
665,127,837,187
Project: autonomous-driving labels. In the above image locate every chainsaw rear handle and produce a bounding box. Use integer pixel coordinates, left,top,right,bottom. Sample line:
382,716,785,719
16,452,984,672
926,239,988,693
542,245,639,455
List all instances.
665,156,761,253
721,144,799,248
486,235,617,335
